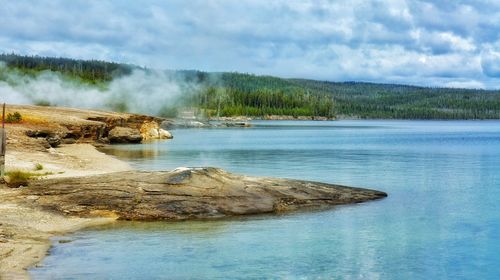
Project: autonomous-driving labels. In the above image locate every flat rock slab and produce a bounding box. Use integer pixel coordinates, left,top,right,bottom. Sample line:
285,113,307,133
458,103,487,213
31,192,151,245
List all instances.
20,168,387,220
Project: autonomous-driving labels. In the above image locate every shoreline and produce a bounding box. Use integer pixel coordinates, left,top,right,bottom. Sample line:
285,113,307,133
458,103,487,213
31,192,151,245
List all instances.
209,115,335,121
0,104,386,279
0,104,147,279
208,115,500,121
0,141,388,279
0,143,130,279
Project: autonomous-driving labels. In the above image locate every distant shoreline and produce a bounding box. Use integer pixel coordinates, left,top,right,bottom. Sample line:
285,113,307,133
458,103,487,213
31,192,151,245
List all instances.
208,115,500,122
210,115,335,121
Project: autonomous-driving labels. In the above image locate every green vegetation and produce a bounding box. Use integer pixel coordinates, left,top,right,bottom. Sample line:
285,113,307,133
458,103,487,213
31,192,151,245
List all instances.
5,170,32,187
177,71,335,118
180,71,500,119
290,79,500,119
5,112,23,123
34,163,44,171
188,86,334,118
1,54,499,119
5,169,54,187
5,170,45,187
0,53,134,84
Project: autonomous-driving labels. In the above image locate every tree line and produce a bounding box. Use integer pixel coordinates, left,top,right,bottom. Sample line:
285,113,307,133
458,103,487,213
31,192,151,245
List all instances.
0,53,133,83
1,54,499,119
186,87,335,118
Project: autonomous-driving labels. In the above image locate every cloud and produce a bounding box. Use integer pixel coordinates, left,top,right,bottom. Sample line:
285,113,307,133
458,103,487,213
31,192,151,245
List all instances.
481,49,500,77
0,0,499,88
445,80,485,89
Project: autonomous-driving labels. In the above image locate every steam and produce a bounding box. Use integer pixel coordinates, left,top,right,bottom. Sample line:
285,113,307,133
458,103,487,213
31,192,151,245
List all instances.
0,62,197,116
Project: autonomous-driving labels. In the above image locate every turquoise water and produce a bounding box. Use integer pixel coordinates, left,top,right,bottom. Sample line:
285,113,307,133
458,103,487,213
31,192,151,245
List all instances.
31,121,500,279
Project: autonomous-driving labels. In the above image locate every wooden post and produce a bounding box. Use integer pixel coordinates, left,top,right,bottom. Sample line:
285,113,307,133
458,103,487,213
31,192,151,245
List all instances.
0,103,5,178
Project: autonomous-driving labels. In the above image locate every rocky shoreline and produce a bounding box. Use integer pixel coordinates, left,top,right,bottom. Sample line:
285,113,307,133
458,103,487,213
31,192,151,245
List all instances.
20,167,387,221
1,166,386,279
6,104,173,148
0,104,386,279
210,115,335,121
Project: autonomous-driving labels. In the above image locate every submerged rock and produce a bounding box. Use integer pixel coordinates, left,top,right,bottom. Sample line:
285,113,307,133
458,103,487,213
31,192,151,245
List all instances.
219,122,251,127
20,168,387,220
108,127,143,144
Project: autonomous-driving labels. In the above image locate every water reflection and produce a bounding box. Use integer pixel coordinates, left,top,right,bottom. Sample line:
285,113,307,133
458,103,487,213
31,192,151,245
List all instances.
98,145,164,159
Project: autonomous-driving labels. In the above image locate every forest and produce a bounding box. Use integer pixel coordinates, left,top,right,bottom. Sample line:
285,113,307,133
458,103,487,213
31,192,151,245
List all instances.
0,53,134,83
1,54,499,119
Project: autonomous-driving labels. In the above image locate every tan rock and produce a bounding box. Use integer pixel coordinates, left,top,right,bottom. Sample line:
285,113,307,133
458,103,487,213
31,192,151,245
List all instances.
139,120,160,140
108,127,142,143
148,128,159,138
139,121,173,140
158,128,173,139
20,167,387,220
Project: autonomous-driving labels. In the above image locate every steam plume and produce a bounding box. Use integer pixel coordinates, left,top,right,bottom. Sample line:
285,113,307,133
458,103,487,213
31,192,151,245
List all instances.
0,62,196,116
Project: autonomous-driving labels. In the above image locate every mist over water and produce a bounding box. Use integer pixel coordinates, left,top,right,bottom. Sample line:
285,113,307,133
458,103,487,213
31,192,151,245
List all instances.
0,62,197,115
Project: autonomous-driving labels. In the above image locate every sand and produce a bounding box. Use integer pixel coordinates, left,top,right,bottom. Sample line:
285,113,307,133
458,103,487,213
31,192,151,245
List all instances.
6,143,132,178
0,144,131,279
0,104,167,279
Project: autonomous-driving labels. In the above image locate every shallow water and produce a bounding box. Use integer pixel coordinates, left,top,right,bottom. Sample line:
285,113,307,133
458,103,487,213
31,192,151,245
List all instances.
31,120,500,279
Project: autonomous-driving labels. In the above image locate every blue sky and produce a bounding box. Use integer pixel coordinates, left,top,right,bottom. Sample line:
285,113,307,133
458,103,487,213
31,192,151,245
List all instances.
1,0,499,88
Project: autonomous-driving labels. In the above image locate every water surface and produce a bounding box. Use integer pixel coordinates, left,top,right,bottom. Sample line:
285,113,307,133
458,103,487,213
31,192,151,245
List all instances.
31,120,500,279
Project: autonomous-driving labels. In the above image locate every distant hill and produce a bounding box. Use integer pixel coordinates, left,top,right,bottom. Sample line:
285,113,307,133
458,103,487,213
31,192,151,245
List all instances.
1,53,499,119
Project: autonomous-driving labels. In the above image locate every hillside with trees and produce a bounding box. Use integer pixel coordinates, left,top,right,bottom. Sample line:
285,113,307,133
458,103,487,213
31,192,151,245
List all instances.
0,53,134,84
1,54,499,119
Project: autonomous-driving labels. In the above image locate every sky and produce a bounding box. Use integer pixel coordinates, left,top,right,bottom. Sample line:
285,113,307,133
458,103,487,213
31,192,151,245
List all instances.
0,0,499,89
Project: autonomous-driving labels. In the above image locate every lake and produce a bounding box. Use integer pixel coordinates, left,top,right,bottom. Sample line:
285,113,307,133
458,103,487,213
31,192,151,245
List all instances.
30,120,500,279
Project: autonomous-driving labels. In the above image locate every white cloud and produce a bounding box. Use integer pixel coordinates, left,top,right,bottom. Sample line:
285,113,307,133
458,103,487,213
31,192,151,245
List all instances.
481,49,500,77
0,0,499,88
445,80,485,89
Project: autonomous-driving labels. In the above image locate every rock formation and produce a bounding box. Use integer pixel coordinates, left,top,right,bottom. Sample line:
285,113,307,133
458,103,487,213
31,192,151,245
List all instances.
158,129,172,139
45,135,62,147
108,127,143,143
19,167,387,220
11,105,174,145
140,121,173,140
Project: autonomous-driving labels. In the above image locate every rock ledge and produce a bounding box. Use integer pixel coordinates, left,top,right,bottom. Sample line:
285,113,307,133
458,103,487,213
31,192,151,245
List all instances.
20,167,387,220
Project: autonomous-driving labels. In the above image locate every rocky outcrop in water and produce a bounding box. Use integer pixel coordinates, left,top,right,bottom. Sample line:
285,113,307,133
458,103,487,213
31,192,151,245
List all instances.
140,121,173,140
19,168,387,220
